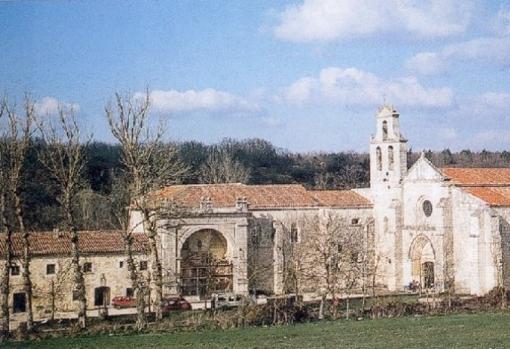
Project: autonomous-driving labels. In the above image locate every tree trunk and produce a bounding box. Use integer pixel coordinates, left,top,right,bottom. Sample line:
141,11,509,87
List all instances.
148,230,163,321
0,236,11,340
125,235,146,330
16,193,33,331
318,294,326,320
50,281,55,321
21,233,33,331
345,296,350,320
67,198,87,329
70,227,87,329
144,213,163,322
1,193,12,340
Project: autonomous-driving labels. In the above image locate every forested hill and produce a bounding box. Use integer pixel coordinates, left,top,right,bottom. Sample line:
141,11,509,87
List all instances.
23,138,510,231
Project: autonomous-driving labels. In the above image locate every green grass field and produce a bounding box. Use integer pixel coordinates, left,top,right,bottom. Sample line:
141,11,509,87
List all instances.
6,312,510,349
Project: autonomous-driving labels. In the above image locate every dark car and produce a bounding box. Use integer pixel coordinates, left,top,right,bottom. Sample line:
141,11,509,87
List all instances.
162,296,192,312
111,296,136,309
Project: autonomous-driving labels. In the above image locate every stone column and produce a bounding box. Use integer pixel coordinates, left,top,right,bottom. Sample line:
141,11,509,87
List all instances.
234,221,249,295
438,196,453,293
391,199,403,291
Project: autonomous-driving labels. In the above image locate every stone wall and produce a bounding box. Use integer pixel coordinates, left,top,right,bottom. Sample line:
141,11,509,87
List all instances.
494,207,510,290
247,216,275,294
2,252,148,327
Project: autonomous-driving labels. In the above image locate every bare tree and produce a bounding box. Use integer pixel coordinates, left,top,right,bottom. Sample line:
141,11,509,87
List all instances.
38,106,89,329
105,90,187,325
0,95,36,336
0,96,12,340
298,212,366,319
4,96,35,330
199,147,249,184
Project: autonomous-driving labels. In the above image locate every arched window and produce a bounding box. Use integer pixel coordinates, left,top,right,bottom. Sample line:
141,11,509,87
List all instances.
382,120,388,140
376,147,382,171
388,145,394,170
383,216,389,234
422,200,433,217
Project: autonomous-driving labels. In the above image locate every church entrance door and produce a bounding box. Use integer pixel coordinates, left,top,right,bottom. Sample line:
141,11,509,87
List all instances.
422,261,434,289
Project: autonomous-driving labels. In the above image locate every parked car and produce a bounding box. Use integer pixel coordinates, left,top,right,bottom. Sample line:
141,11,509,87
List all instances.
162,296,192,312
211,293,250,309
111,296,136,309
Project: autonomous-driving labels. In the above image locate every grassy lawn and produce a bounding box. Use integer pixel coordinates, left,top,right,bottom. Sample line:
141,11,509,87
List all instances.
6,312,510,349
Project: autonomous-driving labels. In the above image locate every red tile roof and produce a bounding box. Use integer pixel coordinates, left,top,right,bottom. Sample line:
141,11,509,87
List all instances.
441,168,510,186
310,190,372,208
0,231,147,258
441,168,510,206
152,183,372,209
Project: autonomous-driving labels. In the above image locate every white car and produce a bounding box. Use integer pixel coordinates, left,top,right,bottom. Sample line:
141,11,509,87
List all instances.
211,293,249,309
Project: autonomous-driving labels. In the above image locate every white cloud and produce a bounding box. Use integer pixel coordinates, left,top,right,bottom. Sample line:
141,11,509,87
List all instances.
282,67,453,108
283,77,317,104
451,91,510,119
34,97,80,115
274,0,473,42
405,52,446,75
139,89,257,114
407,36,510,74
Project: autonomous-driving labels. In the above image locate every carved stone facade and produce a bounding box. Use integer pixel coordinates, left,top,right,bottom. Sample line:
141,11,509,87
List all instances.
370,105,510,295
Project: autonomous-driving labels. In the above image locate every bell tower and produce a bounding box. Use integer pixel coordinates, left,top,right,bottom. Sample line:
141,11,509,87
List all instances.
370,105,408,192
369,105,408,292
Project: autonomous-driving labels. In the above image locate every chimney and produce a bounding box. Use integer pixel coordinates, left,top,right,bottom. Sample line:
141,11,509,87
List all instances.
236,197,248,212
53,228,65,239
200,196,213,212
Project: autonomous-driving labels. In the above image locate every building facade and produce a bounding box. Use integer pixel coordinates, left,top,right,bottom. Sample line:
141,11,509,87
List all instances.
2,105,510,328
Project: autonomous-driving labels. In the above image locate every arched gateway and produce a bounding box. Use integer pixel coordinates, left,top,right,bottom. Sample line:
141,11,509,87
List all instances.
409,235,436,289
179,229,233,297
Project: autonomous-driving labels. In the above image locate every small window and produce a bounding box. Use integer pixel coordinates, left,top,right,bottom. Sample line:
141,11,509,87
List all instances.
10,265,20,276
140,261,148,271
351,218,359,225
46,264,56,275
13,293,26,313
337,244,343,253
197,239,202,250
423,200,433,217
83,262,92,273
119,261,124,268
72,290,81,301
388,145,394,170
126,288,134,297
382,120,388,140
376,147,382,171
290,223,299,243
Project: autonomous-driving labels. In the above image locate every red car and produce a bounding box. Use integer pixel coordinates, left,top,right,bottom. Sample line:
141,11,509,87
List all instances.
112,296,136,309
162,296,191,312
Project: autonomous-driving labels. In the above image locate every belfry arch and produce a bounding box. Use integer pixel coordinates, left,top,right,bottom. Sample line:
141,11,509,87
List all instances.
179,229,233,297
409,234,436,289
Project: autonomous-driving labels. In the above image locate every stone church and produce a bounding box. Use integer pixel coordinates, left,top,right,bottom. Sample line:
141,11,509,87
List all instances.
2,105,510,325
136,105,510,298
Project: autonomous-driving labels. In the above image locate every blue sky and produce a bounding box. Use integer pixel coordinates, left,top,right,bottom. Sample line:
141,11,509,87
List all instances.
1,0,509,152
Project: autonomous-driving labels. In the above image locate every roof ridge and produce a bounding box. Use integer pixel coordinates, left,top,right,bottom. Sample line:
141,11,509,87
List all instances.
441,167,510,170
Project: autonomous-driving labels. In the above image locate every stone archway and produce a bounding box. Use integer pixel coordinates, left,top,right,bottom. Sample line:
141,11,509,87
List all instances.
409,235,436,289
179,229,233,297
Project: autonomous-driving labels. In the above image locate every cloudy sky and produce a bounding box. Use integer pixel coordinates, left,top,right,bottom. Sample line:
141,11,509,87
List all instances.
1,0,509,152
